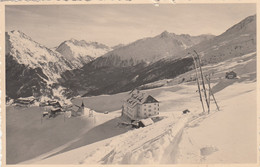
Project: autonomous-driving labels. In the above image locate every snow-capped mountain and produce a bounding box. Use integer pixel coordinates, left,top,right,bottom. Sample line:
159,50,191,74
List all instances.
170,15,256,64
91,32,214,67
5,30,81,99
56,39,111,68
6,30,75,82
61,15,256,97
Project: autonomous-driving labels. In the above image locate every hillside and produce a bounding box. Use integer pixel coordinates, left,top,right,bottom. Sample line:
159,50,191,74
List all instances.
60,15,256,97
56,39,111,68
92,31,214,67
5,15,256,100
6,30,77,99
20,50,256,164
168,15,256,64
5,31,110,99
6,30,76,81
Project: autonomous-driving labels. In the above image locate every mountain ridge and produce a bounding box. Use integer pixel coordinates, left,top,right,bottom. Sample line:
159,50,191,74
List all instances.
91,31,215,68
56,39,111,68
5,14,256,99
61,14,256,97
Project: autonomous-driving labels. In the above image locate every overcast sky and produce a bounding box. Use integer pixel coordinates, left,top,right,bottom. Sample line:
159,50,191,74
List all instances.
6,4,256,48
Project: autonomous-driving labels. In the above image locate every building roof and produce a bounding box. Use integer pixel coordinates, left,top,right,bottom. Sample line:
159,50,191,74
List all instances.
140,118,154,126
226,71,237,75
125,90,159,107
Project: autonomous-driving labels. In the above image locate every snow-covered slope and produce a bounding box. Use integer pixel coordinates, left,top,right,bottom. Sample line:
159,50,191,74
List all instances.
176,82,256,163
23,50,256,164
6,30,75,81
56,39,111,68
5,30,83,99
26,81,256,164
167,15,256,64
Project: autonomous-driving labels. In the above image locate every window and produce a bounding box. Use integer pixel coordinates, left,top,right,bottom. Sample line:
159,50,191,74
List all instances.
158,108,159,111
148,105,151,108
148,109,151,112
144,109,146,111
154,108,157,110
148,114,151,116
158,103,159,106
154,103,156,105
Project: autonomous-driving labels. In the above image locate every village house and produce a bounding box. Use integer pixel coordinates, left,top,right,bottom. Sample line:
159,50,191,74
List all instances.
122,90,159,120
67,101,94,117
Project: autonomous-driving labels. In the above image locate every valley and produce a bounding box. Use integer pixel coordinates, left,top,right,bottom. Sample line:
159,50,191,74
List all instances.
8,51,256,164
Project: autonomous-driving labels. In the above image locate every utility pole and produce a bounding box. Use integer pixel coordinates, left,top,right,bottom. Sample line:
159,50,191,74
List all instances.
194,50,210,113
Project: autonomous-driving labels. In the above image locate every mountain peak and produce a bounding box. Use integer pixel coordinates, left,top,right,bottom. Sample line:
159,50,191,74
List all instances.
55,38,111,66
223,14,256,36
10,30,23,34
160,30,171,38
60,38,110,50
9,30,32,41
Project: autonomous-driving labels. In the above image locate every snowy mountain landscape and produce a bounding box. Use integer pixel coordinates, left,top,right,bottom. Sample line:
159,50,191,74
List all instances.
92,31,215,67
5,4,257,166
5,30,111,100
59,15,256,97
8,51,256,164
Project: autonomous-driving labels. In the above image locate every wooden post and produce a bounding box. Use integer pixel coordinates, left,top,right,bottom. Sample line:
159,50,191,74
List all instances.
191,53,205,113
41,111,43,125
206,75,211,113
205,75,220,111
194,50,210,113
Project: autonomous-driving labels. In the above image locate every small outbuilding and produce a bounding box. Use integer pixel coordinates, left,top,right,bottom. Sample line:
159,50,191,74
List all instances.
225,71,237,79
131,118,154,128
14,96,36,106
139,118,154,127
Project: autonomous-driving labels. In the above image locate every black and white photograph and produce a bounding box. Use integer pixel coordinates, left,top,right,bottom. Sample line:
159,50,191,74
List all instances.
2,1,258,165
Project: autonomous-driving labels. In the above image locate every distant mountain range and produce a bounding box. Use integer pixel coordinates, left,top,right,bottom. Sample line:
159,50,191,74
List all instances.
60,15,256,97
5,14,256,100
91,32,215,67
5,31,111,99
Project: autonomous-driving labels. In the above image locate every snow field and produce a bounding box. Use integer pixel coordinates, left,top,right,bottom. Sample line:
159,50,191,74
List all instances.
176,81,257,163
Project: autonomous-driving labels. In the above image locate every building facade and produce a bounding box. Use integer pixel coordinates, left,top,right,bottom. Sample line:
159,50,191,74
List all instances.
122,90,159,120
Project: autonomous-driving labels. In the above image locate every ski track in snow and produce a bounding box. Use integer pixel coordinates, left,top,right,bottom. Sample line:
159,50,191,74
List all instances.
176,82,257,164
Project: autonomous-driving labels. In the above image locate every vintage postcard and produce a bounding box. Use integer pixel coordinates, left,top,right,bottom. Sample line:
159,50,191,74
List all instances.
0,0,259,166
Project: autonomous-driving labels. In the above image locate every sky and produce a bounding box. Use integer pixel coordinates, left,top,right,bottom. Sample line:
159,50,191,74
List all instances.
5,4,256,48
